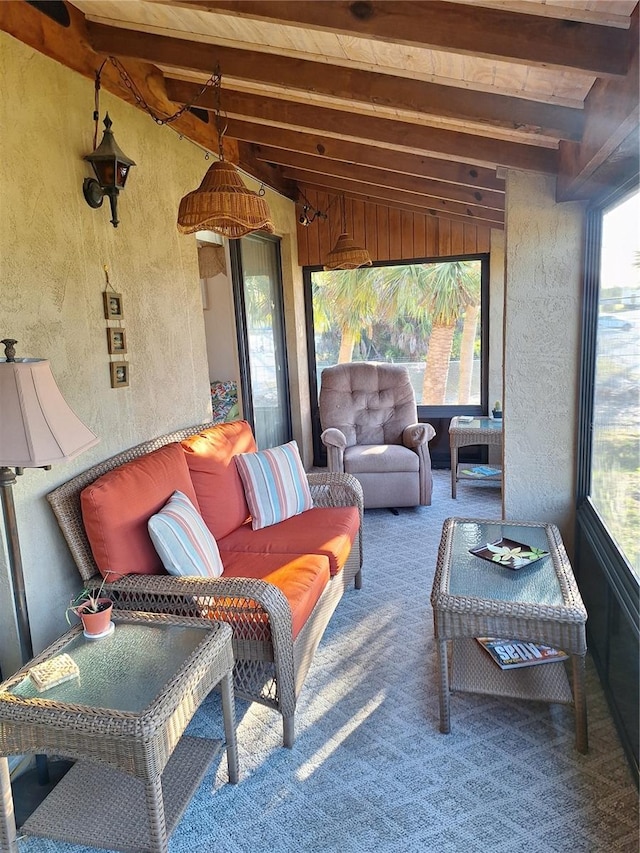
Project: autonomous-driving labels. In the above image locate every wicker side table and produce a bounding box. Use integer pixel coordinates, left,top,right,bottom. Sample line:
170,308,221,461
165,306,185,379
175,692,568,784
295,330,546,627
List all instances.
0,613,239,853
449,416,503,498
431,518,588,753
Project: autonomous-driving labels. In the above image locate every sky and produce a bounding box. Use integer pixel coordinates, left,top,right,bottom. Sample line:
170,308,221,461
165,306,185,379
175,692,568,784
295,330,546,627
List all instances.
600,189,640,292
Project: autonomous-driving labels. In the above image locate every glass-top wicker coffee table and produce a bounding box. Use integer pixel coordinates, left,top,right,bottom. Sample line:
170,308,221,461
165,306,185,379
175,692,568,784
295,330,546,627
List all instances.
0,612,238,853
431,518,588,753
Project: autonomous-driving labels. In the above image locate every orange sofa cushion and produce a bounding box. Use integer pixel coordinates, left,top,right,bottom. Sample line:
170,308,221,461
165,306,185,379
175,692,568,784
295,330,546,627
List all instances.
218,506,359,576
220,551,330,639
81,443,200,579
181,420,256,540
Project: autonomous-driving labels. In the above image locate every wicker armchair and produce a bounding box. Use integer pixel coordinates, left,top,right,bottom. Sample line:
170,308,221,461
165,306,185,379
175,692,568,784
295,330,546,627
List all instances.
47,421,363,748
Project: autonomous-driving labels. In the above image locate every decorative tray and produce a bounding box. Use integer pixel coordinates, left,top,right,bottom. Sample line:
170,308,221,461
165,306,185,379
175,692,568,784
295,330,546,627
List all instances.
469,537,549,571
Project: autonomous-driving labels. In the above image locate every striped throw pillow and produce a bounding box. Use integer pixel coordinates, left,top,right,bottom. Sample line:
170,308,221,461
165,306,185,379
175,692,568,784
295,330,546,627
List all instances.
148,490,223,577
235,441,314,530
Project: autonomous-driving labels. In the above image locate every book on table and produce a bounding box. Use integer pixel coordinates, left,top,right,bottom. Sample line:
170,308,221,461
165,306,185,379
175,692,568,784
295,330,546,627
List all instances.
476,638,568,670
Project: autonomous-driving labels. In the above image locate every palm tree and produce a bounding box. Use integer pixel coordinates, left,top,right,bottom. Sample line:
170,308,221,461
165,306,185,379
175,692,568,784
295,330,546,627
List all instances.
312,268,381,363
419,262,479,404
312,260,481,405
456,267,482,403
383,261,479,404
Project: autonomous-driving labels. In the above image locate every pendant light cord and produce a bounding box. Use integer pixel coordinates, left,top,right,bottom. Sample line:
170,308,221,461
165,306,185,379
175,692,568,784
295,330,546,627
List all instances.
91,59,268,198
90,56,220,150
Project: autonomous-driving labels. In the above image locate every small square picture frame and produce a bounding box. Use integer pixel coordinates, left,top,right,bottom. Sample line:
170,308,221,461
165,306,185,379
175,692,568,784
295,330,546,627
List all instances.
106,327,127,354
110,361,129,389
103,292,124,320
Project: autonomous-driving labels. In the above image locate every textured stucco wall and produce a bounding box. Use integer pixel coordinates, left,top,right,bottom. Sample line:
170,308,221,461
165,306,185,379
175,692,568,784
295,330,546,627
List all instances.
503,171,585,546
0,33,302,675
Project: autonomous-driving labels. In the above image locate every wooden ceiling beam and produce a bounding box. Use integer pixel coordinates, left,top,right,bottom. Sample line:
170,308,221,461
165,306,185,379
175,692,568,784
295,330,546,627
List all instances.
557,4,639,201
166,79,558,174
285,169,505,225
0,1,231,162
235,141,297,199
299,183,504,229
232,123,504,191
165,0,633,76
85,20,583,141
252,146,505,210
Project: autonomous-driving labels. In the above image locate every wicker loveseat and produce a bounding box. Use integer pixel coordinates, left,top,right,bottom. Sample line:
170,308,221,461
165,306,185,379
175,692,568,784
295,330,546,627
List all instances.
47,420,363,748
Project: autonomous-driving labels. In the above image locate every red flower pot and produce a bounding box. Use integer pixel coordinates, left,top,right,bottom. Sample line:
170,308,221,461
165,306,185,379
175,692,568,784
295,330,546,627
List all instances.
77,599,113,638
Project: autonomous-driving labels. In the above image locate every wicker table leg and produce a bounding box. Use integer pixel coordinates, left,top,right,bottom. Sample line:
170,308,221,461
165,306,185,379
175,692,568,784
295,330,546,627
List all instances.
436,638,451,734
451,445,458,499
0,757,18,853
571,653,589,754
144,774,168,853
220,671,239,785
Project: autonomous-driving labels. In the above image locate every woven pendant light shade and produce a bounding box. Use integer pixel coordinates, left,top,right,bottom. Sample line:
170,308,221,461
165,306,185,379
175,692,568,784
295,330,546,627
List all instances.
198,243,227,278
177,160,275,238
323,232,372,271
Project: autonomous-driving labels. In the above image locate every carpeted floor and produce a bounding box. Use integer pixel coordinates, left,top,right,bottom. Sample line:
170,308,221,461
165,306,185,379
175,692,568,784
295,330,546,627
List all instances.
18,472,639,852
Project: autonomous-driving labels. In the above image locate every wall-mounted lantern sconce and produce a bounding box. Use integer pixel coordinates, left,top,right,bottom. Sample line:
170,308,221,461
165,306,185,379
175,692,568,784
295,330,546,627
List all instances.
298,203,327,227
83,113,135,228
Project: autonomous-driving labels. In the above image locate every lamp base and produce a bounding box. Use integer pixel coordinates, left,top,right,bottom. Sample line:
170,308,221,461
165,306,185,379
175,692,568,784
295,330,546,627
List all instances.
11,758,74,827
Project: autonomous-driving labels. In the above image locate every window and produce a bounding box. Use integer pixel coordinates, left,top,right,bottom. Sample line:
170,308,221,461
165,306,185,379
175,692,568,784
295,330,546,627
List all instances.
307,255,488,411
576,183,639,778
590,189,640,577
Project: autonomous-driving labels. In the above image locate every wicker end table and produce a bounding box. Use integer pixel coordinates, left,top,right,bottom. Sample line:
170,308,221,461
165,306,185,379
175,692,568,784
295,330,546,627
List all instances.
0,612,239,853
431,518,588,753
449,416,503,498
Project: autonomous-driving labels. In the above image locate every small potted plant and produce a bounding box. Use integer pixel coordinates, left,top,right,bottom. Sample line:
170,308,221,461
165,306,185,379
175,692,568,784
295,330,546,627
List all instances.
492,401,502,419
66,574,114,638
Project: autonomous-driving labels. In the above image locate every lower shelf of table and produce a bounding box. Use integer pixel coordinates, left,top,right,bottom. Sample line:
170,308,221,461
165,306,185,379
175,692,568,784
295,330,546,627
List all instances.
21,735,222,853
450,638,574,705
455,463,502,482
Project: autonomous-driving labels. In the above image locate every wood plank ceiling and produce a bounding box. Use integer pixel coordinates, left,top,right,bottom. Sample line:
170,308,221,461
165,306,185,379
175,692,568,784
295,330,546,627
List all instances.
13,0,640,234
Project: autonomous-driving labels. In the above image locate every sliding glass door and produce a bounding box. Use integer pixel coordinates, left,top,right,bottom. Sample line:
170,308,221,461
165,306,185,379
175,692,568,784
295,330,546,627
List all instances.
230,233,291,450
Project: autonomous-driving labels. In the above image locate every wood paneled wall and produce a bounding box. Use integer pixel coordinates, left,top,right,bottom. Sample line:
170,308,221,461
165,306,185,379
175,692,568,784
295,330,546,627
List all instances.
296,190,492,267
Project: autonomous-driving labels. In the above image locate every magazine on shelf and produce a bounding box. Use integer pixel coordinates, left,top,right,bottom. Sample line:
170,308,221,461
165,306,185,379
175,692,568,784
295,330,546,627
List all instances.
476,638,569,670
460,465,501,477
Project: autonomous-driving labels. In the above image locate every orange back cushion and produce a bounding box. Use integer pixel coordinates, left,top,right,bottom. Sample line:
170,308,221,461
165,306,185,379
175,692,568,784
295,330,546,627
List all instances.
81,443,200,579
181,420,257,540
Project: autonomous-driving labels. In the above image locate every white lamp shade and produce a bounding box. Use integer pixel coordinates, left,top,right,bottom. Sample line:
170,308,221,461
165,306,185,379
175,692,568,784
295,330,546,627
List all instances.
0,359,99,467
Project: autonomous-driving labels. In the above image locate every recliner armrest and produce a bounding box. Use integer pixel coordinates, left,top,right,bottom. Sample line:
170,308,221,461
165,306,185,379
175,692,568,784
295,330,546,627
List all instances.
321,427,347,449
320,427,347,474
403,422,436,449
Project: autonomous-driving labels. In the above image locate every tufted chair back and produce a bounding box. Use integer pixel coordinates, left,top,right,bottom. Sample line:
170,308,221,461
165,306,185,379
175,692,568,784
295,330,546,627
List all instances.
319,363,418,447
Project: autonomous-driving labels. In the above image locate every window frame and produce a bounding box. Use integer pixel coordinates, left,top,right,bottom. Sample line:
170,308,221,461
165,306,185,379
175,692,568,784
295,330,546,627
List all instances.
575,177,639,781
576,182,640,584
304,252,490,467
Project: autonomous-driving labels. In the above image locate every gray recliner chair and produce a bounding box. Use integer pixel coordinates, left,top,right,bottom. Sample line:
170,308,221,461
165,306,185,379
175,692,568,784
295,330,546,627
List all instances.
319,362,436,509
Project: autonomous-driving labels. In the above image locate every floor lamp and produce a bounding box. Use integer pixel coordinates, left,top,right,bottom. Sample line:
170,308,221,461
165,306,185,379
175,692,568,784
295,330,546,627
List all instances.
0,338,99,823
